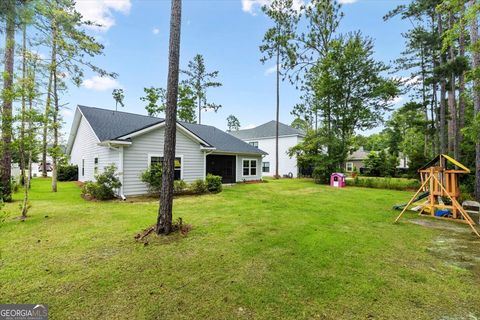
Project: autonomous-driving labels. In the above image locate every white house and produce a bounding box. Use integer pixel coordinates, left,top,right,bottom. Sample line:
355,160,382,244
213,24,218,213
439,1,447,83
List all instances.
229,121,305,178
66,105,267,197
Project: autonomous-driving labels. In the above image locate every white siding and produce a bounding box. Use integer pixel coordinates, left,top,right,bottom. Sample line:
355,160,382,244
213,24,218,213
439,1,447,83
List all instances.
245,135,302,177
122,127,205,196
69,116,119,182
236,155,262,182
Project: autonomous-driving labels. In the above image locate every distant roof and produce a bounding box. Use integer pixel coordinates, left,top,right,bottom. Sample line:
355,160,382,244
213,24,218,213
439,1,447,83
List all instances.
75,105,266,155
348,148,370,160
229,120,305,140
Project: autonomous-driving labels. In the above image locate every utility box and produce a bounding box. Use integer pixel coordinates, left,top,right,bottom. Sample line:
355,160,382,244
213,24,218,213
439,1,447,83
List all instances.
330,173,346,188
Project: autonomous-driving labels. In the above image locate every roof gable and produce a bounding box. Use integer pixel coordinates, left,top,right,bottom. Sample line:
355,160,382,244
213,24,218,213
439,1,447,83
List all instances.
229,120,305,140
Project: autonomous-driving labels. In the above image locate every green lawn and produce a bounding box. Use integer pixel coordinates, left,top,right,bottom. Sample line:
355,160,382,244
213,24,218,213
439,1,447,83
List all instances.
1,178,479,319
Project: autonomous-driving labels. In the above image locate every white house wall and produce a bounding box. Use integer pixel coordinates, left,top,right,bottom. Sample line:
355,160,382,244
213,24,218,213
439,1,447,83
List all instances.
246,136,302,177
235,155,263,182
122,127,205,196
69,116,120,182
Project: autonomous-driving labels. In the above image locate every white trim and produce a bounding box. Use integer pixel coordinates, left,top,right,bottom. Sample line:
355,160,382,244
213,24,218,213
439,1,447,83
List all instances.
119,122,212,147
346,162,354,172
97,140,132,147
147,153,184,180
241,158,258,177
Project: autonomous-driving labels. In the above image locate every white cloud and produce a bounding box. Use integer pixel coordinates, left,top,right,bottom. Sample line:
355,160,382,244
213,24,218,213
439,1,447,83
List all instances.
75,0,132,32
82,76,121,91
338,0,357,3
61,108,74,118
264,64,278,76
390,96,404,105
152,28,160,35
242,0,304,15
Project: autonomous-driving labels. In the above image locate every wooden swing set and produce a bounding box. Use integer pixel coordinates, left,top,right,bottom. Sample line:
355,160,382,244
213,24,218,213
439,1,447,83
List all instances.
394,154,480,238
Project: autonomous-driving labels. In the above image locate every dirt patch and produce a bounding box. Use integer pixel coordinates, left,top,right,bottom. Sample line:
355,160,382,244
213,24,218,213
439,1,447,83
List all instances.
409,218,480,277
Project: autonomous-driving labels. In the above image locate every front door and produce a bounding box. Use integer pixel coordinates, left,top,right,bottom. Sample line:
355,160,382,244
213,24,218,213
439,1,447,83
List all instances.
206,155,236,183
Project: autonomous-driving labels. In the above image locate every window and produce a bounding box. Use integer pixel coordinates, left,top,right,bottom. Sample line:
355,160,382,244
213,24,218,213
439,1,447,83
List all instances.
94,157,99,175
262,162,270,173
346,162,353,172
243,159,257,176
82,159,85,176
149,155,182,180
249,141,258,148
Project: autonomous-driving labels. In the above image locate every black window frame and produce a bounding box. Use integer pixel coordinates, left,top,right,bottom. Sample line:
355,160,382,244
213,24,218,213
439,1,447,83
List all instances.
262,162,270,173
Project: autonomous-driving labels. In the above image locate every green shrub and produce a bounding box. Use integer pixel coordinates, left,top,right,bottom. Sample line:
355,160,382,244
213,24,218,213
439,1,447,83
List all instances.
346,176,420,191
312,166,330,184
58,164,78,181
205,174,222,193
141,163,163,195
81,165,122,200
190,179,208,194
174,179,188,194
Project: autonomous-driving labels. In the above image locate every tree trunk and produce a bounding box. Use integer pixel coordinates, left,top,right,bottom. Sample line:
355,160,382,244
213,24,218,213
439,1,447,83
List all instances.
1,0,16,202
438,14,447,155
457,11,466,162
447,13,457,156
42,27,56,179
198,97,201,124
470,0,480,201
52,24,59,192
156,0,182,235
22,60,37,219
275,47,280,179
20,17,27,186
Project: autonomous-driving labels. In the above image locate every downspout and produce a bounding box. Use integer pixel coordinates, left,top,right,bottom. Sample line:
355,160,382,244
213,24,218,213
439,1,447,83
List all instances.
118,146,126,200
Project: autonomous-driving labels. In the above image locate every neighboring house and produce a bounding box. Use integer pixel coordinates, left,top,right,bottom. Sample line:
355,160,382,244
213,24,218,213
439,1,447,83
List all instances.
345,147,370,173
229,121,305,177
345,147,409,173
66,106,267,197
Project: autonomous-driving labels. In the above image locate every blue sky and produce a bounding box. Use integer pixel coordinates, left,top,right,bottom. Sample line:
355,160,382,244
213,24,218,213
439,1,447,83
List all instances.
62,0,412,137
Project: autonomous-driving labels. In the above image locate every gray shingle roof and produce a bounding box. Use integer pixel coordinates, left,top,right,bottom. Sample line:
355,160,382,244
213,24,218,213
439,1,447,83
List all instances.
79,105,163,141
78,105,266,155
181,122,266,155
229,120,305,140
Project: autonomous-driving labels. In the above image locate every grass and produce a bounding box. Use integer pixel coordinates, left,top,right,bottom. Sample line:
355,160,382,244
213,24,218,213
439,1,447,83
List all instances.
1,178,479,319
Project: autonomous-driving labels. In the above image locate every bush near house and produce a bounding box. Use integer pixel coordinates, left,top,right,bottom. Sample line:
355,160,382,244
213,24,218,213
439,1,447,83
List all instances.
205,174,222,193
190,179,208,194
173,179,188,194
141,163,163,195
58,164,78,181
81,165,122,200
347,176,420,191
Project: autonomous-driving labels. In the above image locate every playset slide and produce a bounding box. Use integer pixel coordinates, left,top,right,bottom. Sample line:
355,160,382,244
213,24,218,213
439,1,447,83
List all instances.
393,191,429,210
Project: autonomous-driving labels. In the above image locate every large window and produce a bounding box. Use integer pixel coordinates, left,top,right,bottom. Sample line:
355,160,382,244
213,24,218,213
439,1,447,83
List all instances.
346,162,353,172
94,157,99,175
249,141,258,148
150,155,182,180
243,159,257,176
262,162,270,173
